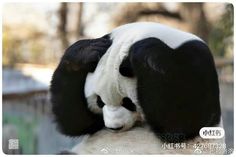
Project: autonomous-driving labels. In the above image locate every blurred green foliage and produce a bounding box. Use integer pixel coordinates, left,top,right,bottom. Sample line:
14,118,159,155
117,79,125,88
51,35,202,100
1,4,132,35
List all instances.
208,4,233,57
3,114,38,154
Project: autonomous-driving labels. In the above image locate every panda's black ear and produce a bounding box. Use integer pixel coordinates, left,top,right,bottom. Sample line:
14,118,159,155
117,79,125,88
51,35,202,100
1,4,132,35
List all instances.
130,38,221,142
50,35,111,136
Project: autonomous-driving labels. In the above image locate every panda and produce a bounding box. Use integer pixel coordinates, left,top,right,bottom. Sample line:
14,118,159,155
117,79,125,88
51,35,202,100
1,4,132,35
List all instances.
50,22,225,154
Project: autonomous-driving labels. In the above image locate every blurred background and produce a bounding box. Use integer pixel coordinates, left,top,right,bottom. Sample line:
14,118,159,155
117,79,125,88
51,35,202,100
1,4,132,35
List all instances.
2,2,234,154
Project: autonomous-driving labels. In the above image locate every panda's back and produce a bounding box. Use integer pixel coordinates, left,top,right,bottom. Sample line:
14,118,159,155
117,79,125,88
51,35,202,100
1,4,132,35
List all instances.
110,22,203,49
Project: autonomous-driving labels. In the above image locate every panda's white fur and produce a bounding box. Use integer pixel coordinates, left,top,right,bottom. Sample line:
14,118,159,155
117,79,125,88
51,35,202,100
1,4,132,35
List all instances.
85,22,202,130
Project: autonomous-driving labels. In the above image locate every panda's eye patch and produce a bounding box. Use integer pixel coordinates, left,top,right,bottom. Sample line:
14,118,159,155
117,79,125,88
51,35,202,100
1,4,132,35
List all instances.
122,97,136,112
97,95,105,108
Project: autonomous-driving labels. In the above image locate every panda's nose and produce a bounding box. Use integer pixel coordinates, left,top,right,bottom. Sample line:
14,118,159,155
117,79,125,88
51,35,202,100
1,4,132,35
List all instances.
107,126,123,131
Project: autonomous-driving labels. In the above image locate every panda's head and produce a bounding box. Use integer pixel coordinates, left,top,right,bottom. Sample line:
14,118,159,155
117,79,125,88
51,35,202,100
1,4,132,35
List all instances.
51,22,221,143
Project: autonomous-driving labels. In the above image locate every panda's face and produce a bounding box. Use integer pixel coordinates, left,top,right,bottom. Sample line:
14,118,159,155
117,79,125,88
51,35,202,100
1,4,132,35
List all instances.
84,74,142,131
84,44,144,131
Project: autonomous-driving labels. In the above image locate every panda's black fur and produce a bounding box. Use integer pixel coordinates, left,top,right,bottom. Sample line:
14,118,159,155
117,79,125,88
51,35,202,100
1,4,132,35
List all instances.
50,22,221,143
128,38,221,142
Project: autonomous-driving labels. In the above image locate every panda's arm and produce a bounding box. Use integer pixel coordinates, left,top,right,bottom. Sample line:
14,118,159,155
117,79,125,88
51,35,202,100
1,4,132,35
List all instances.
129,37,221,142
50,36,111,136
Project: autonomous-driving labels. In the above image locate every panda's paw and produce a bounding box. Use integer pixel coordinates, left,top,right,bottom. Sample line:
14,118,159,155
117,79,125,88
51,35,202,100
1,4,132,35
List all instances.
62,37,112,72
